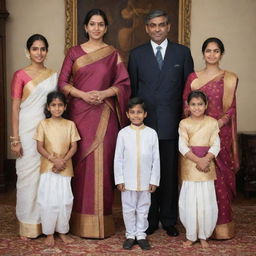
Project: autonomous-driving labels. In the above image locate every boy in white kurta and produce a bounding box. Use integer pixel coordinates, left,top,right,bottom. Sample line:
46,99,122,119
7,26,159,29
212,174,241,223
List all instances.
179,90,220,248
114,97,160,250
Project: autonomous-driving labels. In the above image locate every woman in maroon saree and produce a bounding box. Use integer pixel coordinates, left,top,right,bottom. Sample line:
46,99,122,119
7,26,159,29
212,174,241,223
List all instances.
58,9,130,238
183,38,239,239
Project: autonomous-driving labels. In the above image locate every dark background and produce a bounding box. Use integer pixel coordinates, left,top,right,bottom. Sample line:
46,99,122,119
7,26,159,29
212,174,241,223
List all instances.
77,0,179,63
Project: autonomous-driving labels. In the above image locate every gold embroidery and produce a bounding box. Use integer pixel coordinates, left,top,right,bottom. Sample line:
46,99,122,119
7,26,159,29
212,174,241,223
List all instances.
93,144,105,237
212,221,235,239
136,129,141,191
19,221,42,238
70,212,115,238
191,72,225,91
83,103,111,159
223,70,238,112
72,46,115,74
22,69,55,102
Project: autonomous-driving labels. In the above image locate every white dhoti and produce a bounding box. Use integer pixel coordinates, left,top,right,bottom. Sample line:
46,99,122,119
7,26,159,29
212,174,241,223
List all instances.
37,172,73,235
179,181,218,241
121,190,150,240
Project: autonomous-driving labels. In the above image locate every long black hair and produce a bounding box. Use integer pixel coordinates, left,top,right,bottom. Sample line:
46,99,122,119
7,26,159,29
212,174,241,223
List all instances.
44,91,68,118
83,8,108,39
26,34,49,51
187,90,208,105
202,37,225,55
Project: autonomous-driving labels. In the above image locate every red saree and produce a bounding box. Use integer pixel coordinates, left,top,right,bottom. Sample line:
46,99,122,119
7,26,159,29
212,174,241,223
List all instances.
183,71,239,239
58,45,130,238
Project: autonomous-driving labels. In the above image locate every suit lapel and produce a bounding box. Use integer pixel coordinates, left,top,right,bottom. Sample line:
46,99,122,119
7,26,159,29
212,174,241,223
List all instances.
145,43,160,72
161,41,174,73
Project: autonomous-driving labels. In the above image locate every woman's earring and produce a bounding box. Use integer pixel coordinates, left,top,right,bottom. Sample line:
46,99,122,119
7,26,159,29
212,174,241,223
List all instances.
25,49,30,59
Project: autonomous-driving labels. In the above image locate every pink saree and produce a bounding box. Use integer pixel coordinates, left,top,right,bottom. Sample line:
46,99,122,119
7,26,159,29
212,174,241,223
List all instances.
58,45,130,238
183,71,239,239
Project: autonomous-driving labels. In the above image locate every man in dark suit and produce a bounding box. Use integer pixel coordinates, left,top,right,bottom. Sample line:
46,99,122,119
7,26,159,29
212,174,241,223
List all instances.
128,10,194,237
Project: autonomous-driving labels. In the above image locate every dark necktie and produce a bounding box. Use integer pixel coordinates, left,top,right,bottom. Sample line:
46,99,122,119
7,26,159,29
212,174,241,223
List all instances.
156,46,163,69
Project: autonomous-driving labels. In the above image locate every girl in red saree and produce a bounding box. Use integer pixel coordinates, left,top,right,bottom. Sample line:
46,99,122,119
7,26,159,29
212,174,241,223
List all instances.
58,9,130,238
183,37,239,239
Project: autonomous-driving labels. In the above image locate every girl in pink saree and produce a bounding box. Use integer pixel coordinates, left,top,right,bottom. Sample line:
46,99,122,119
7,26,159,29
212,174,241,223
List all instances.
183,38,239,239
58,9,130,238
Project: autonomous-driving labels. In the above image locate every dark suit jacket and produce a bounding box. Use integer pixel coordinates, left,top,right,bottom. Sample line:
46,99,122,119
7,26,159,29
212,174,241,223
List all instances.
128,40,194,140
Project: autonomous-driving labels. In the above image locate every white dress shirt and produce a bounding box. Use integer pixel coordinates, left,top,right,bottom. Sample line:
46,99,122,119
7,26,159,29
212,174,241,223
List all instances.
150,38,168,59
114,124,160,191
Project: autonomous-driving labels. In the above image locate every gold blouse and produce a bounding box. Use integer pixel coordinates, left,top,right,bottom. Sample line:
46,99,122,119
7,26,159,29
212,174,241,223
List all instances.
34,118,80,177
179,115,219,181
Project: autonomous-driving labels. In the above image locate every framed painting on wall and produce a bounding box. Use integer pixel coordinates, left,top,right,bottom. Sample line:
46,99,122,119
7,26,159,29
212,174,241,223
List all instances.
65,0,191,63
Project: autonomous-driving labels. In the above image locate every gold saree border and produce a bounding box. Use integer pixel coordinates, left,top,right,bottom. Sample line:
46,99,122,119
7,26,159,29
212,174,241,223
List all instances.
223,71,238,112
212,221,235,240
191,71,225,91
72,46,115,74
70,212,115,238
19,221,42,238
83,103,111,159
22,69,55,102
111,86,122,127
94,145,105,237
223,70,239,172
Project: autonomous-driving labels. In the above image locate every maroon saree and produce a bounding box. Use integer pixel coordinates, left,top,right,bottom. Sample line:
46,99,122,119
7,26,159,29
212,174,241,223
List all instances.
58,45,130,238
183,71,239,239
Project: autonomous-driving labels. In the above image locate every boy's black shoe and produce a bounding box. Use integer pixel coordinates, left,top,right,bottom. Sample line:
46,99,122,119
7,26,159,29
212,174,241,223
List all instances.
145,226,158,235
137,239,151,250
123,238,135,250
163,225,179,237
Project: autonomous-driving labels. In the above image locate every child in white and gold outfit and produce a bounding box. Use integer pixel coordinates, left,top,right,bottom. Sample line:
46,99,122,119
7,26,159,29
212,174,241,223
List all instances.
34,91,80,246
179,90,220,248
114,97,160,250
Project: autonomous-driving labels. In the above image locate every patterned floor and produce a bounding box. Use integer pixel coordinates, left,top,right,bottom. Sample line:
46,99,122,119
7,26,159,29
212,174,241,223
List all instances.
0,201,256,256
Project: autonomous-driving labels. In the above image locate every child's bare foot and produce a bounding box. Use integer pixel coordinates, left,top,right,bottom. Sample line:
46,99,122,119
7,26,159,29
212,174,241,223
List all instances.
183,240,193,247
200,239,209,248
20,236,29,241
59,233,74,244
45,235,55,246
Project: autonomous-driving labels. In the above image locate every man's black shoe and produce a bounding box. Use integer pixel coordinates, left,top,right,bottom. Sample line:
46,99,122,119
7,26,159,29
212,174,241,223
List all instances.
123,238,135,250
137,239,151,250
145,226,158,235
164,225,179,236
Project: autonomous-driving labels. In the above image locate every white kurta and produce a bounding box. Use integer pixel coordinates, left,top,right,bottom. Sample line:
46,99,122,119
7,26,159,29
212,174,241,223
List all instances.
178,117,220,241
114,124,160,239
114,125,160,190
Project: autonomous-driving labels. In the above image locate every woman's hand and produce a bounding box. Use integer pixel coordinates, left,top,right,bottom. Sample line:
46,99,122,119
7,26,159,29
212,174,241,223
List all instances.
92,90,107,103
217,119,225,128
81,91,104,105
11,143,23,158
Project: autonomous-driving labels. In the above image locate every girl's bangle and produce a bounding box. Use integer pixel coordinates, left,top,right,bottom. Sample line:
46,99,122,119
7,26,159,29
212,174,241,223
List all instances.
10,136,20,141
10,141,21,146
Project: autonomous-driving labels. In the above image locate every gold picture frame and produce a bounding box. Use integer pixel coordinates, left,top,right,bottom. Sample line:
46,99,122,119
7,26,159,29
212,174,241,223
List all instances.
64,0,191,54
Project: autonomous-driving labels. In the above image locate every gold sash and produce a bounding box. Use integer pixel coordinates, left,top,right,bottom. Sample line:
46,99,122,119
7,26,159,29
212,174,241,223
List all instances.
22,69,55,102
